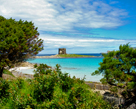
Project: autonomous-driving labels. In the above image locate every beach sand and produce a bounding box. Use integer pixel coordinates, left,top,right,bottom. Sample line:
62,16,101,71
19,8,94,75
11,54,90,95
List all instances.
6,62,35,79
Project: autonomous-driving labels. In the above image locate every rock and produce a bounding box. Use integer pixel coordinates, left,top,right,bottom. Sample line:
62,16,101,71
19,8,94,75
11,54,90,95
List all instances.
85,82,109,90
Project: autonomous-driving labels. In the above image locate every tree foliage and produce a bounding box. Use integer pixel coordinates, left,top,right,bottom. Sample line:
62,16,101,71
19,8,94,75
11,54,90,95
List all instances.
92,44,136,108
0,16,43,77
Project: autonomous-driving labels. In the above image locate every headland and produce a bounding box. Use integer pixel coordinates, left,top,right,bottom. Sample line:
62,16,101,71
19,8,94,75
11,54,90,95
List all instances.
32,54,98,58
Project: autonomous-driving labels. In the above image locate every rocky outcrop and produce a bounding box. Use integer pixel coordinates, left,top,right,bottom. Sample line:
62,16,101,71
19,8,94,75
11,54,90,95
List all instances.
85,82,136,109
85,82,109,90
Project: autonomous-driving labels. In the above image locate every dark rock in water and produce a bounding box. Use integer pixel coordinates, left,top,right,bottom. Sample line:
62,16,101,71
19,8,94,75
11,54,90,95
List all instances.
63,67,77,70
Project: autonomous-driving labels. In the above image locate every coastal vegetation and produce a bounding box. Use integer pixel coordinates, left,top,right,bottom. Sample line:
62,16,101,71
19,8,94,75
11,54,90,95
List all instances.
0,64,111,108
92,44,136,108
0,15,43,77
58,54,94,58
3,69,15,77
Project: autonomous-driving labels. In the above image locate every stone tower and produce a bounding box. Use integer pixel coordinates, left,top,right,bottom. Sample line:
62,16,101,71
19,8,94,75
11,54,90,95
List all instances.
58,48,66,54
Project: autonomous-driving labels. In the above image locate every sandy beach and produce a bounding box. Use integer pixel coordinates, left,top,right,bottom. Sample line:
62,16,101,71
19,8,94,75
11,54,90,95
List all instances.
9,67,34,72
5,62,35,79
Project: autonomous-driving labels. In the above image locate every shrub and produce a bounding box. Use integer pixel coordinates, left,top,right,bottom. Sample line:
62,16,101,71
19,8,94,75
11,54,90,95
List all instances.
0,78,10,104
0,64,111,109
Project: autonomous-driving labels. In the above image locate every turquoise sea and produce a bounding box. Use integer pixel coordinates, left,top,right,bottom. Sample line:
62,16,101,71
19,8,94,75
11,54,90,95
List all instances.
26,56,103,82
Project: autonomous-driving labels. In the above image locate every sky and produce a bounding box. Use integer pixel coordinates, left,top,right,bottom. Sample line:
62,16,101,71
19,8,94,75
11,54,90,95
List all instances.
0,0,136,54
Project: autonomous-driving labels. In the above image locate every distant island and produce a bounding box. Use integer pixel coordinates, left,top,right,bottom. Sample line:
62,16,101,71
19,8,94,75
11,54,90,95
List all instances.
33,54,98,58
32,48,102,58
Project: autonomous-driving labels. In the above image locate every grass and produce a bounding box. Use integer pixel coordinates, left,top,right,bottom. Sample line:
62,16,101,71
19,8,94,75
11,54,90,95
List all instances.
58,54,94,58
3,69,15,77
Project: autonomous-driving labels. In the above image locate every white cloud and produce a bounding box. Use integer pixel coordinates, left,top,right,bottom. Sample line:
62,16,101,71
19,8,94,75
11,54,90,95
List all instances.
43,38,124,43
0,0,132,54
0,0,128,32
39,33,136,54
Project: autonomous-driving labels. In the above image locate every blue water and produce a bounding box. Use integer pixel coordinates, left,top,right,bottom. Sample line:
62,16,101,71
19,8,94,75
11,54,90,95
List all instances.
26,57,103,82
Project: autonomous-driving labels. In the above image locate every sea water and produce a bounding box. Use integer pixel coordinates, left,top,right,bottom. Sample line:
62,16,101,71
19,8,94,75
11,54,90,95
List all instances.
25,57,103,82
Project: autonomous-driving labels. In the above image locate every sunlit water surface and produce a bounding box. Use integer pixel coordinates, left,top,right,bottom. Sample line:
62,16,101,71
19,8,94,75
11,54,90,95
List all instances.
21,57,103,82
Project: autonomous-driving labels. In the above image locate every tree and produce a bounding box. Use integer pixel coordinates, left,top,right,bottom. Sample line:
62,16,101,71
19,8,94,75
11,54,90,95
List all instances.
0,16,43,77
92,44,136,108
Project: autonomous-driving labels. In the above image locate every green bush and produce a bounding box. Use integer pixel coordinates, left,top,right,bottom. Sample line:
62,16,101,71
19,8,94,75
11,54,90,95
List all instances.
3,69,15,77
0,78,10,102
0,64,111,109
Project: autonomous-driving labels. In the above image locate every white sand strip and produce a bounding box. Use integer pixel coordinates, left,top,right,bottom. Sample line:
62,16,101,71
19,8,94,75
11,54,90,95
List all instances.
9,67,33,72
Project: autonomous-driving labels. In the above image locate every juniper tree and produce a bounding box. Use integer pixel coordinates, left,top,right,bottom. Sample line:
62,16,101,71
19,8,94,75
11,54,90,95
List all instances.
0,16,43,77
92,44,136,108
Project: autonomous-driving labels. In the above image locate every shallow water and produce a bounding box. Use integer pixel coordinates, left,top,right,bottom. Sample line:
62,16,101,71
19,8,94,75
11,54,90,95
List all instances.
24,57,103,82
